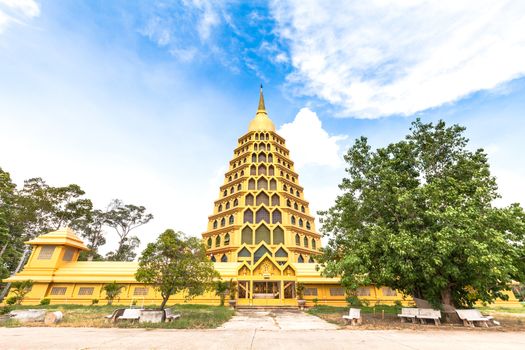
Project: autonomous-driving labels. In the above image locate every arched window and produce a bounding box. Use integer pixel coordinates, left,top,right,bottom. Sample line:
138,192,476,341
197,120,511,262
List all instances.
225,202,230,210
258,153,266,162
241,226,253,244
295,234,300,245
245,194,254,206
224,233,230,245
234,173,238,179
254,244,271,262
254,144,258,151
306,221,311,230
268,154,273,163
275,246,287,257
286,199,291,207
257,178,268,190
269,179,277,190
289,187,293,194
248,179,255,190
268,165,274,176
255,133,259,140
213,220,218,229
250,165,256,175
272,208,282,223
301,205,305,213
256,192,269,206
218,204,222,212
292,177,295,182
303,236,308,247
244,210,253,223
228,176,232,182
291,216,296,225
299,218,303,227
211,255,216,262
252,154,256,162
255,224,271,244
256,207,270,223
286,174,289,180
229,215,234,225
207,237,212,248
271,194,280,206
216,235,221,247
296,190,300,197
221,254,228,262
230,187,235,194
240,170,244,176
308,256,314,263
220,218,226,227
238,247,250,257
294,203,298,210
258,165,266,175
237,184,242,191
265,133,269,140
273,226,284,245
298,255,304,263
233,198,239,207
223,190,227,197
283,184,287,191
312,239,316,249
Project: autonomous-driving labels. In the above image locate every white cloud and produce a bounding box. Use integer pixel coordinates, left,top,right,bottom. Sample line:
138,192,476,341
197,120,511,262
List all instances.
278,107,346,169
0,0,39,33
271,1,525,118
184,0,221,41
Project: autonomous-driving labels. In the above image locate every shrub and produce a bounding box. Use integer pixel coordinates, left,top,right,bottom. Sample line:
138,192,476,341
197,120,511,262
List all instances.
102,282,123,305
296,283,305,300
9,280,34,305
39,298,50,305
91,298,99,305
5,296,17,305
313,297,319,306
346,295,363,307
0,305,13,315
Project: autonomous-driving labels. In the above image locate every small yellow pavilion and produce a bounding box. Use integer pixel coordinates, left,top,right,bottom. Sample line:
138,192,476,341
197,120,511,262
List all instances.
3,88,518,307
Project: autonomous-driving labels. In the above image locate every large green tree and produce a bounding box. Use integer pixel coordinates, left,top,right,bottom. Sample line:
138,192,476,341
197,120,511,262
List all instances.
136,229,217,309
319,119,525,308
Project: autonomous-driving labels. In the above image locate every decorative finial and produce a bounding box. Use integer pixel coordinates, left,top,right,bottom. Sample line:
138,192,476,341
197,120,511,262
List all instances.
258,84,266,112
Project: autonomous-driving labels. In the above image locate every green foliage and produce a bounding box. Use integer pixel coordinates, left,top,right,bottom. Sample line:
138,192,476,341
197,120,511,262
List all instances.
319,119,525,308
296,282,305,300
9,280,34,304
5,296,17,305
229,279,237,300
102,282,123,305
346,295,363,307
313,297,319,306
215,280,228,306
40,298,50,305
91,298,99,305
135,229,217,310
0,305,13,315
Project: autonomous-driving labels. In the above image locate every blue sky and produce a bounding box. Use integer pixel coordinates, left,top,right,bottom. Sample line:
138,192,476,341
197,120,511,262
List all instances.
1,0,524,253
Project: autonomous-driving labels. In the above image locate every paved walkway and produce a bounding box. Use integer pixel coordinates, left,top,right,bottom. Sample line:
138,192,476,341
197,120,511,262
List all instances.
1,327,525,349
218,309,338,330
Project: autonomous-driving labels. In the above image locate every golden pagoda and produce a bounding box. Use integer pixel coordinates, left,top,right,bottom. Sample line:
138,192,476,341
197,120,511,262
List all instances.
201,86,325,306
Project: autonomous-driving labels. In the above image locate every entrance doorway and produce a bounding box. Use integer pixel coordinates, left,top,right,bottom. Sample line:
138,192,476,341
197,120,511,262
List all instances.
252,281,280,299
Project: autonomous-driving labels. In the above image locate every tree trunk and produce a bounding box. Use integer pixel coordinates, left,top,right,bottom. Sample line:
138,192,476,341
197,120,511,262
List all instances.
440,287,460,323
0,246,30,302
0,242,7,257
160,296,169,310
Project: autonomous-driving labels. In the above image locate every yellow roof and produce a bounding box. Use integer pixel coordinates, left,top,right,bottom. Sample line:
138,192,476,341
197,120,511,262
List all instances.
26,227,89,251
248,86,275,132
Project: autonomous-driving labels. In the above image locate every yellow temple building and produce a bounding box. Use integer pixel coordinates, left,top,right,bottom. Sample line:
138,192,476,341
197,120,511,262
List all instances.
2,88,519,307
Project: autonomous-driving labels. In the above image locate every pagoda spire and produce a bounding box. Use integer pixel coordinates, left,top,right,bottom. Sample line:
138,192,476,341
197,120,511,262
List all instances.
257,84,266,113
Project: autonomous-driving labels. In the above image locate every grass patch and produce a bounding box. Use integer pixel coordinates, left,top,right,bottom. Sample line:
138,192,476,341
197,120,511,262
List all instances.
477,304,525,314
0,304,234,329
